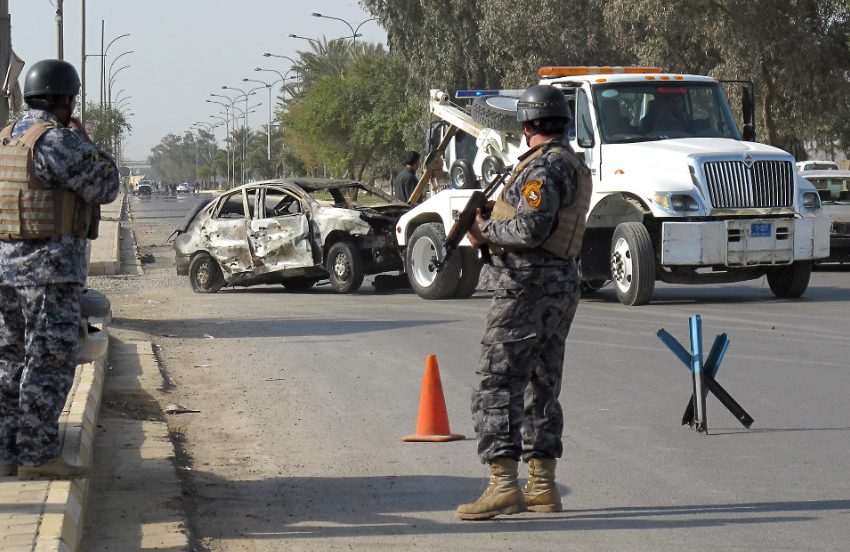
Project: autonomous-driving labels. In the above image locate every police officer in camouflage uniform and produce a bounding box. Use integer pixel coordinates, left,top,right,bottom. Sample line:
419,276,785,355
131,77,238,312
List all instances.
457,85,590,520
0,59,119,478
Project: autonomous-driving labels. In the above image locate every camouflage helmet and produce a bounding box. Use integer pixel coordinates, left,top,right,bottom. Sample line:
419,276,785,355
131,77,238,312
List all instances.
23,59,81,98
516,85,572,123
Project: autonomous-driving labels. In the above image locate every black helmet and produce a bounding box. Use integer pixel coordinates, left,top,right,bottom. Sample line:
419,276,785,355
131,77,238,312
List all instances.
516,85,572,122
23,59,81,98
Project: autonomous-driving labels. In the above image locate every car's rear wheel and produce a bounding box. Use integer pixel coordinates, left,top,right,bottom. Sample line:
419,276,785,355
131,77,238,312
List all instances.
326,241,364,293
405,222,461,299
189,252,225,293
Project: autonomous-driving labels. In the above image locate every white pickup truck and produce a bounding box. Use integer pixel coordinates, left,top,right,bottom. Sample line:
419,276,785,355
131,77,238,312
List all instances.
396,66,830,305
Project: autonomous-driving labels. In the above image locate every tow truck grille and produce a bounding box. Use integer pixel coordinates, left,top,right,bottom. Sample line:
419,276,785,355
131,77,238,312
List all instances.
703,160,794,208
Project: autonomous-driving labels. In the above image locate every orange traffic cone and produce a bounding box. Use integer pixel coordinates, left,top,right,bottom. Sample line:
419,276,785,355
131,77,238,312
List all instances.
402,355,465,442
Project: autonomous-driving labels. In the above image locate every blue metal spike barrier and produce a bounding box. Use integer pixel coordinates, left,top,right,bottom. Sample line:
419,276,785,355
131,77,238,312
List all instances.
657,315,754,434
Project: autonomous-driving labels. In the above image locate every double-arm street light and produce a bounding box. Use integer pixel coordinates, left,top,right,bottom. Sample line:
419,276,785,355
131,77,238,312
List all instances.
101,32,130,107
311,13,376,45
108,64,129,108
107,51,132,106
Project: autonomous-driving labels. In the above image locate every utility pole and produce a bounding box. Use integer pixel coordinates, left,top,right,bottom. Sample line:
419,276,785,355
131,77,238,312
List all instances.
99,20,104,107
80,0,86,123
0,0,9,126
55,0,64,59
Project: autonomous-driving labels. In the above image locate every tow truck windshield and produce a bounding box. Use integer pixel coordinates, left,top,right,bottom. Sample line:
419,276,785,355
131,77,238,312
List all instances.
593,82,742,144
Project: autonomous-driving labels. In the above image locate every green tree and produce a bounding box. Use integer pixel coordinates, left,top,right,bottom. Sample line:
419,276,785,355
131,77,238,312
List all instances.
84,102,131,157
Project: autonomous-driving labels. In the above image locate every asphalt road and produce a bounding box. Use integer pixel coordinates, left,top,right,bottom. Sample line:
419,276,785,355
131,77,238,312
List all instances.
94,194,850,551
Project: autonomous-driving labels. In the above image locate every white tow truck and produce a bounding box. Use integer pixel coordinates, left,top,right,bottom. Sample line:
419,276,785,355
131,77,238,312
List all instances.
396,66,830,305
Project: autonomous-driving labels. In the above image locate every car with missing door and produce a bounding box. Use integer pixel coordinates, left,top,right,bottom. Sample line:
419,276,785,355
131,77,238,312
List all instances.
172,179,410,293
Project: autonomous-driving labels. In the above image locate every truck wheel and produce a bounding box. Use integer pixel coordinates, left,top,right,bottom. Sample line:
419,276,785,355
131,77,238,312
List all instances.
610,223,656,306
189,252,225,294
481,155,506,187
454,247,482,298
450,159,477,189
326,241,364,293
767,261,812,298
470,96,522,133
406,222,461,299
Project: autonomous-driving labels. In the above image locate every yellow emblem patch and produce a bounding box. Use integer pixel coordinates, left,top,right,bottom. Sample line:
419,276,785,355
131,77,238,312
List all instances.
522,180,543,209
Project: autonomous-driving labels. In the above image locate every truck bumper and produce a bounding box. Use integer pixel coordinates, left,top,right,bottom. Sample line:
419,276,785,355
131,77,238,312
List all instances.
660,216,830,266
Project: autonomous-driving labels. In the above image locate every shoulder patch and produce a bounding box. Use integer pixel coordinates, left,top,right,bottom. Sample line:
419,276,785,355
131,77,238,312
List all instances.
522,180,543,209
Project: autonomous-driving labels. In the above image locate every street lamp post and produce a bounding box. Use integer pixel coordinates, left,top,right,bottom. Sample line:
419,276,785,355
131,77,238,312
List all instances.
107,50,132,105
208,98,233,186
101,31,130,107
243,77,282,161
311,13,376,45
107,64,129,107
222,85,250,185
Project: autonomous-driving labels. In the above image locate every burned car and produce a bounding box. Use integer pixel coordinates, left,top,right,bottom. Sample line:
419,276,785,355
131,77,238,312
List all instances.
173,179,410,293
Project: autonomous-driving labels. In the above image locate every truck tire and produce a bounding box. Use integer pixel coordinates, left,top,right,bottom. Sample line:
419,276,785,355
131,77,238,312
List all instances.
454,247,482,298
581,279,607,295
189,252,225,294
766,261,812,298
481,155,506,187
326,241,364,293
405,222,461,299
450,159,477,189
470,96,521,133
610,222,656,306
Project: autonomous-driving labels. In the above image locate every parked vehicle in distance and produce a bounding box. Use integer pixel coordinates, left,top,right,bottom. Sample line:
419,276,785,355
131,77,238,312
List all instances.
797,160,838,172
176,182,193,194
172,179,410,293
800,169,850,263
136,182,152,197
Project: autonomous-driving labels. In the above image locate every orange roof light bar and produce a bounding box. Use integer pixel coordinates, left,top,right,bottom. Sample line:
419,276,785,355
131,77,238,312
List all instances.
538,66,662,78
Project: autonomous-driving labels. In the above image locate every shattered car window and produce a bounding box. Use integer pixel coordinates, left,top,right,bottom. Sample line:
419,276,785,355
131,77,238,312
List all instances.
264,190,302,217
218,193,246,219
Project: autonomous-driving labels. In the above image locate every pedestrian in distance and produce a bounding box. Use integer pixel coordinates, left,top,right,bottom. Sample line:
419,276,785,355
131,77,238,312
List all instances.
458,84,592,520
393,150,420,202
0,59,119,479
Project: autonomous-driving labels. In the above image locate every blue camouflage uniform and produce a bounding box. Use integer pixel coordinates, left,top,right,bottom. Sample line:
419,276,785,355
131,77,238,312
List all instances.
0,109,119,467
474,138,580,464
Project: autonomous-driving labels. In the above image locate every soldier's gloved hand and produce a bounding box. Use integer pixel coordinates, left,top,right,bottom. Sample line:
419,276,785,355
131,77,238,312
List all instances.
466,209,488,248
481,200,495,219
68,117,92,143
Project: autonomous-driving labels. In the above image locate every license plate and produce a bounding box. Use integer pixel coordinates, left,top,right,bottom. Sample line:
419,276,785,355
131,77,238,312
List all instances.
751,223,772,237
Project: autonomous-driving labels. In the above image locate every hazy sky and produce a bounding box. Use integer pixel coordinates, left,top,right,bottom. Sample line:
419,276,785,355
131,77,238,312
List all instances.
9,0,387,161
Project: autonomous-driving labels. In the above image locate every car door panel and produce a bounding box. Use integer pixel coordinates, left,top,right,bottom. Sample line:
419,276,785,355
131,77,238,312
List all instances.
247,188,315,274
204,191,252,276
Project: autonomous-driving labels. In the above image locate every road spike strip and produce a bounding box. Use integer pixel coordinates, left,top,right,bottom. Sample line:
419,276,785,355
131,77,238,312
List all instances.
402,354,465,443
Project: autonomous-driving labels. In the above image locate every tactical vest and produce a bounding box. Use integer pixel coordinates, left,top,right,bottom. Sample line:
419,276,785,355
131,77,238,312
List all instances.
0,121,98,241
490,141,592,259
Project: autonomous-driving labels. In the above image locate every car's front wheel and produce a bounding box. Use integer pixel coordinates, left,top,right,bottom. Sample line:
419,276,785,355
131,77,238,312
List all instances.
189,252,225,293
405,222,461,299
326,241,364,293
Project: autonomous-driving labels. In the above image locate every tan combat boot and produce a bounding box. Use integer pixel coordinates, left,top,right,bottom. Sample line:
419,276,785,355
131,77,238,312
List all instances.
18,457,88,480
457,457,527,520
523,457,562,512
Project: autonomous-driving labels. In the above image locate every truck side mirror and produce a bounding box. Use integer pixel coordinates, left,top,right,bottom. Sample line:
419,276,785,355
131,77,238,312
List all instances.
742,124,755,142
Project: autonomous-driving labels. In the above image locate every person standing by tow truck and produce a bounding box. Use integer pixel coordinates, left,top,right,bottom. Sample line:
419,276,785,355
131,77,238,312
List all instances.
0,59,119,478
393,150,420,202
457,84,591,520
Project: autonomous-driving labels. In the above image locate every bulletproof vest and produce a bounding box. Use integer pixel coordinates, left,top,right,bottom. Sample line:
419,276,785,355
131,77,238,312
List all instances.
0,120,98,240
490,141,592,259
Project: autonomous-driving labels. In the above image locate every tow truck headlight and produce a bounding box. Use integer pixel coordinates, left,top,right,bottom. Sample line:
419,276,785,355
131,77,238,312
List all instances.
801,191,821,210
653,193,700,212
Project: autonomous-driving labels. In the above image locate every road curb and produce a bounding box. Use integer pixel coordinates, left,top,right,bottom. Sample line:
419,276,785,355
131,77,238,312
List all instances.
31,357,105,552
88,194,124,276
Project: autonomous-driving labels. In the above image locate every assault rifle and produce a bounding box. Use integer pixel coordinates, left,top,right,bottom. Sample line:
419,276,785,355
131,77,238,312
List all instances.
434,168,511,272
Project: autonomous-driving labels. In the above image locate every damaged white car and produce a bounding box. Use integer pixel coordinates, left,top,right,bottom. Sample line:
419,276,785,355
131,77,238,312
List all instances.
173,179,410,293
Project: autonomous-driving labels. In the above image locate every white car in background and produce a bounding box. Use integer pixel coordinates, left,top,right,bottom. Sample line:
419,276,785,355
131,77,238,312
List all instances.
176,182,193,194
797,160,838,172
